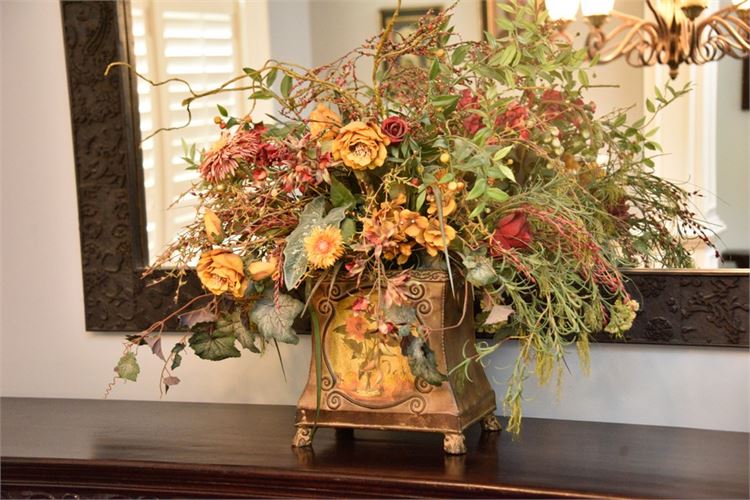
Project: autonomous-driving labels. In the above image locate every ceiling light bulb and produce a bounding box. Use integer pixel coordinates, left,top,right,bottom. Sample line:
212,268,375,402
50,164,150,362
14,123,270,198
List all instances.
545,0,580,21
581,0,615,17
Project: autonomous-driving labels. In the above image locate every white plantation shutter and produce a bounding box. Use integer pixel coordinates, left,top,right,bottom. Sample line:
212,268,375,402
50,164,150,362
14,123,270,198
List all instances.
131,0,250,262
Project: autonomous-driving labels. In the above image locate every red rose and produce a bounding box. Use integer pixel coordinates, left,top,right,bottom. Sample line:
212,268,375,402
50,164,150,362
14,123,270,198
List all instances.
457,88,479,111
489,212,532,254
495,101,530,139
381,116,409,144
463,113,484,135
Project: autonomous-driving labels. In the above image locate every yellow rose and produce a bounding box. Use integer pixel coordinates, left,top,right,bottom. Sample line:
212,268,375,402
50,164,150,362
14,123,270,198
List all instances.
248,256,278,281
197,249,248,298
308,103,341,141
203,209,224,243
332,121,390,171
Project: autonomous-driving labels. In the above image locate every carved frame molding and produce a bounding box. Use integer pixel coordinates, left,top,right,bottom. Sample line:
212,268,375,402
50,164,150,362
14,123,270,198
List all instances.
61,1,749,347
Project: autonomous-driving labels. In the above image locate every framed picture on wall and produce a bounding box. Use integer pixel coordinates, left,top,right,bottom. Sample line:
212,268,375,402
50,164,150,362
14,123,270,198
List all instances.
380,6,442,69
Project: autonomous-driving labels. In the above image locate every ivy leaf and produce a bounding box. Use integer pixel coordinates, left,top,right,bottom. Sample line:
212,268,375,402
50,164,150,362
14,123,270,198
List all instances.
144,333,165,361
214,309,262,353
283,197,347,289
178,306,216,329
330,175,356,208
115,352,140,382
163,376,180,394
171,343,185,370
283,197,325,288
401,336,446,386
464,255,497,286
385,304,417,325
485,304,514,325
249,290,304,345
188,325,241,361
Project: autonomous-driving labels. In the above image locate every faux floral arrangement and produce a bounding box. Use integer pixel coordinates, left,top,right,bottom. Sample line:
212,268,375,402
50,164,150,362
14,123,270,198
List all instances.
109,0,712,433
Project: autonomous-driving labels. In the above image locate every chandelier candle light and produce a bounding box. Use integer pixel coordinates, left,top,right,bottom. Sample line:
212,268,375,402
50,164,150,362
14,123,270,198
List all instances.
545,0,750,78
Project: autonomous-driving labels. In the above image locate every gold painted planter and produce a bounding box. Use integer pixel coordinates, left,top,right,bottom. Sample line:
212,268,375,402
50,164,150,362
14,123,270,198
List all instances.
293,270,500,454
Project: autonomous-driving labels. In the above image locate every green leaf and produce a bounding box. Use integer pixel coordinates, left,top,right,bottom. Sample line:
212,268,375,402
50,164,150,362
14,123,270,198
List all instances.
188,326,241,361
429,58,440,79
646,98,656,113
280,74,293,98
469,201,486,219
486,187,509,202
171,343,185,370
416,188,427,211
330,176,356,208
403,336,446,385
451,45,469,65
265,67,278,86
115,352,139,382
243,67,261,81
577,69,589,87
430,94,460,108
217,104,228,117
492,145,513,161
249,90,274,100
249,290,304,345
496,163,516,182
341,217,356,243
466,178,487,201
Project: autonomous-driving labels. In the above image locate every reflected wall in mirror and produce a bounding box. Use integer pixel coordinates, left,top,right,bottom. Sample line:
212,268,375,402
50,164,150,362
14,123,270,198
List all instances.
131,0,748,269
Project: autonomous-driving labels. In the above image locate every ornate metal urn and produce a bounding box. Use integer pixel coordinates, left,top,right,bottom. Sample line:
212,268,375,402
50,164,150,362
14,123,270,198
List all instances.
293,270,500,454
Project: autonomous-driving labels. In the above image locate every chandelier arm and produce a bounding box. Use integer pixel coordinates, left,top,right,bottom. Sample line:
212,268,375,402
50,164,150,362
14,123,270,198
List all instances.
586,19,663,67
693,14,750,63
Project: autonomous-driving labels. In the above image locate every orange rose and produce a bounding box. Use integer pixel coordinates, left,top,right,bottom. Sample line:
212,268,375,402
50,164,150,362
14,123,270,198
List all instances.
197,249,248,298
308,103,341,141
332,121,390,170
247,256,278,281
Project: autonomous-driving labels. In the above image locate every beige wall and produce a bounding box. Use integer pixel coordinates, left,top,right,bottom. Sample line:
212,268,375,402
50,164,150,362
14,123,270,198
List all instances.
1,0,747,432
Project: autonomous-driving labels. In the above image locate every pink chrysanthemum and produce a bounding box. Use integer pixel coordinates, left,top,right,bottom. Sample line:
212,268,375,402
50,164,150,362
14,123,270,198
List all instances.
199,129,264,183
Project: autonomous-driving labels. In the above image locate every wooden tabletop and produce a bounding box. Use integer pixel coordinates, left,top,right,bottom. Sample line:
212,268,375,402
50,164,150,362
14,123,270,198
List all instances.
1,398,747,498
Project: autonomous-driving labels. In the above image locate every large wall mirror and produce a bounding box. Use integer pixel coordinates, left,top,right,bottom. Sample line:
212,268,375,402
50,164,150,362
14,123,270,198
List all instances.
61,0,748,346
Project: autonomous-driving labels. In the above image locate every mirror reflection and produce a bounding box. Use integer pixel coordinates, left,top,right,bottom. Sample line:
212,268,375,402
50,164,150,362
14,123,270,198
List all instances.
129,0,749,268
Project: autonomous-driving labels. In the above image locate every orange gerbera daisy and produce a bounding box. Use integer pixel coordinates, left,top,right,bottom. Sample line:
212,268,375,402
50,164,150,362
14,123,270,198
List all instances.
304,226,344,269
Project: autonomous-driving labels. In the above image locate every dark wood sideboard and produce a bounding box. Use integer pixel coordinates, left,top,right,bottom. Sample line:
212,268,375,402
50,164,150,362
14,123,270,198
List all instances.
1,398,747,498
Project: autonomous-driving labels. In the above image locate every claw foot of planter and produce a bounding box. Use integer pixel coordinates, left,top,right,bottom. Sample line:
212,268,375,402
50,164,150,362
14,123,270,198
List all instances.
480,413,502,432
292,426,313,448
443,432,467,455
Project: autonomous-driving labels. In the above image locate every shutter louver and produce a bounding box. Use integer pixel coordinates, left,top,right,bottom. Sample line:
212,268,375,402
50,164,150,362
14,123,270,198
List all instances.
131,0,247,263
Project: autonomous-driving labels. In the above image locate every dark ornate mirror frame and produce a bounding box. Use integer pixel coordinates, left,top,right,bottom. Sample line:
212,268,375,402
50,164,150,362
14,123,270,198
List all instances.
61,0,749,347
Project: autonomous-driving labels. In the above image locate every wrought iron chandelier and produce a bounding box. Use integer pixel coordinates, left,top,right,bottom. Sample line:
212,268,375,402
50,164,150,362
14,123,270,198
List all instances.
544,0,750,78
